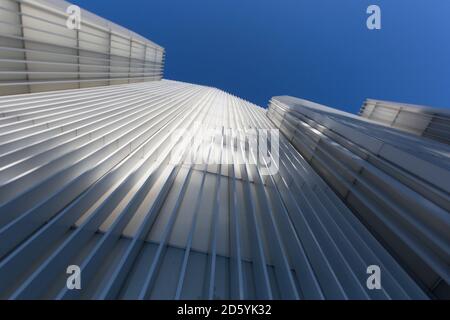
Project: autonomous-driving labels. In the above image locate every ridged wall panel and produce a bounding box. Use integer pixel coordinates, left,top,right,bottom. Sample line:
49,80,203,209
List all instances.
0,0,165,96
0,81,429,300
268,96,450,299
360,99,450,145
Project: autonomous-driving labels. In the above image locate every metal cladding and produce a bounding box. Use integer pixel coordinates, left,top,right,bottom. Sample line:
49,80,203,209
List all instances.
360,99,450,145
0,81,430,300
0,0,165,96
0,0,446,302
267,96,450,299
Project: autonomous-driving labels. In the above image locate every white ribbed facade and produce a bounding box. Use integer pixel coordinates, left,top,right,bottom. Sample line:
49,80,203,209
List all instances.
0,0,165,96
360,99,450,145
268,96,450,299
0,0,448,301
0,81,431,300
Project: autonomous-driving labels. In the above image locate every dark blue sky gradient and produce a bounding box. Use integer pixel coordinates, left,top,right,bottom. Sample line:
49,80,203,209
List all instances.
71,0,450,113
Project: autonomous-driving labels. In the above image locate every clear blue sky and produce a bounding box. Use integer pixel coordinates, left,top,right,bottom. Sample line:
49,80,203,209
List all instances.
71,0,450,113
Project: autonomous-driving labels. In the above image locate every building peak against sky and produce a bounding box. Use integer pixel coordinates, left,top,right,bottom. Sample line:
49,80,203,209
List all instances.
70,0,450,113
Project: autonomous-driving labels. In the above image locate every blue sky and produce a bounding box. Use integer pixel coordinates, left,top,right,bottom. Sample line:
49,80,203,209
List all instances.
71,0,450,113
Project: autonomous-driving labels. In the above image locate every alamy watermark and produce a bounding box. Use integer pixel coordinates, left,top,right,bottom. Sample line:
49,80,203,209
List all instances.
366,265,382,290
66,265,81,290
169,123,280,176
66,5,81,30
367,5,381,30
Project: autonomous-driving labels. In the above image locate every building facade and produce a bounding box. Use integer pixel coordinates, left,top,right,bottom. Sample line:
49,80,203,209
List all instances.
0,0,164,96
360,99,450,145
0,0,448,300
268,96,450,299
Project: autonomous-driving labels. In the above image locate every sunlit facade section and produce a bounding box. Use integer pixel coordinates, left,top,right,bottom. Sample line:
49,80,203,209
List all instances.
268,96,450,299
0,0,165,96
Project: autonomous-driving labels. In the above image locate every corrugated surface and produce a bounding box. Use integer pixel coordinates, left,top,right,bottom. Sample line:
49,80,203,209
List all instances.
268,96,450,299
0,0,165,96
0,81,429,299
360,99,450,145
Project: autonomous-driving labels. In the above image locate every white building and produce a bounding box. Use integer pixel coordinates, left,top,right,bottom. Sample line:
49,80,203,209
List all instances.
0,0,448,300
